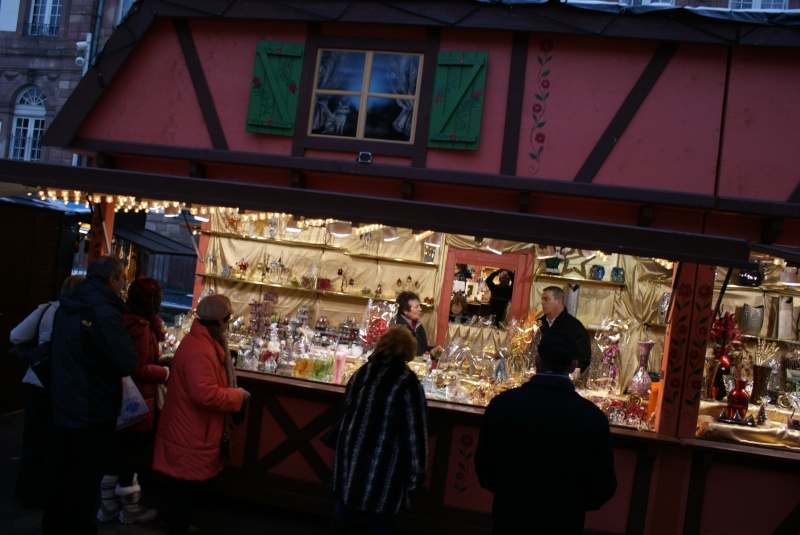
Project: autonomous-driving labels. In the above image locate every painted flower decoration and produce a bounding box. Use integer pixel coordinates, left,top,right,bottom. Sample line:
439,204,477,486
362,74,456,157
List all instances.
528,39,555,175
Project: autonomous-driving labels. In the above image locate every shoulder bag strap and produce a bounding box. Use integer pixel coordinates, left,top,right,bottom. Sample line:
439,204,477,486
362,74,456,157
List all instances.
32,303,53,345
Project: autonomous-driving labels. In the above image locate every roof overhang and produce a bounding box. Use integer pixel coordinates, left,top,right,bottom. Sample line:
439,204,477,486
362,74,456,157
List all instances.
113,226,196,256
0,160,756,268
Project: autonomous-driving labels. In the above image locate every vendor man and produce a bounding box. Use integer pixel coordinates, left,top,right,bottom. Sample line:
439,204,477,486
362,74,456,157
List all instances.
539,286,592,374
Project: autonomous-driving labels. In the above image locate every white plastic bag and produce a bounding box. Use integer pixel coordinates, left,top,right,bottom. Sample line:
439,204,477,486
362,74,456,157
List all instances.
117,376,149,430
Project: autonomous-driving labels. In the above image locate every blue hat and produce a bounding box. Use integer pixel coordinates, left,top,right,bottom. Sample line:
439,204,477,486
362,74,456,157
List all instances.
537,330,577,367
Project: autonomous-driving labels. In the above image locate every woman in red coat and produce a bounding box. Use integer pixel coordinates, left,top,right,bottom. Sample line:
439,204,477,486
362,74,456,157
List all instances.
152,294,249,535
97,276,168,524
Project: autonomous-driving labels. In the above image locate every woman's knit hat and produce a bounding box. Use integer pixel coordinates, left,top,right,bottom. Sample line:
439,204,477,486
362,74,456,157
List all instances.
195,294,232,321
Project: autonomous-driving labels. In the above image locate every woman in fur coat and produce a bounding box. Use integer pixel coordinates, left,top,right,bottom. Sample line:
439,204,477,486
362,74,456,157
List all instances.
328,324,428,534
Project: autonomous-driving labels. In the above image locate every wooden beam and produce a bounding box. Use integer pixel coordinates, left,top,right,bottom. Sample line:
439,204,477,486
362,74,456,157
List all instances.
65,138,719,211
500,32,528,176
0,160,755,268
173,18,228,150
574,42,678,183
42,2,158,147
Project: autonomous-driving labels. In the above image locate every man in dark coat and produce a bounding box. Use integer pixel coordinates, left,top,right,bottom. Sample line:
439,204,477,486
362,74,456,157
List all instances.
539,285,592,373
43,256,138,534
475,330,617,535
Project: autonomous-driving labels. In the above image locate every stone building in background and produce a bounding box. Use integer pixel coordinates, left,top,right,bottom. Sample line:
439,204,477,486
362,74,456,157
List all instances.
0,0,134,167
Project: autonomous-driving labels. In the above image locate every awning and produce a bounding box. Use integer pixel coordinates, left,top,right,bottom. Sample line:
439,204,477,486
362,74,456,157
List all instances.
0,160,759,269
113,226,196,256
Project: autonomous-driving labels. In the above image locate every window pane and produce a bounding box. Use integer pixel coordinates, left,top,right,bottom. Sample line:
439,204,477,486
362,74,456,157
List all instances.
49,0,63,25
316,50,366,92
365,96,413,141
310,95,359,137
369,54,419,96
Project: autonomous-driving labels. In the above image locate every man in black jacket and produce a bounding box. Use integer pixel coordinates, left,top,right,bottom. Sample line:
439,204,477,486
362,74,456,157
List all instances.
539,285,592,374
475,330,617,535
43,256,138,534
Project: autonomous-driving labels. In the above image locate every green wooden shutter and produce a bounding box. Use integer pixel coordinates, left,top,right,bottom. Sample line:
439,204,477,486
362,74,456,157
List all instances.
246,41,304,136
427,51,487,151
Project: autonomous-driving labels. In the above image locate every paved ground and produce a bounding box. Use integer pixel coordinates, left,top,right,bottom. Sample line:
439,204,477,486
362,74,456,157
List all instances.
0,410,332,535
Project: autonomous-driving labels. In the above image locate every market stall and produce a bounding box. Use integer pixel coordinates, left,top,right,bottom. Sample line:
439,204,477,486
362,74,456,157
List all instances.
3,1,798,532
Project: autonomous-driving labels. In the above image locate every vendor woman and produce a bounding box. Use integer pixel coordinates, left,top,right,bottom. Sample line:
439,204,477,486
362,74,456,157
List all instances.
395,291,431,356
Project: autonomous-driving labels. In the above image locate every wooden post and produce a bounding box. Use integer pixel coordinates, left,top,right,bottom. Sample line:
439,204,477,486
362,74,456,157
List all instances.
655,262,715,438
86,201,116,265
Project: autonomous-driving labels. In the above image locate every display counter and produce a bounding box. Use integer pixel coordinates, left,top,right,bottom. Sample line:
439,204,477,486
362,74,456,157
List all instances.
212,371,800,535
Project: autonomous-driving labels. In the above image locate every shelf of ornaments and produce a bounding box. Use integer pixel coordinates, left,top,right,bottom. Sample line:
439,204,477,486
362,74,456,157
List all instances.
583,323,667,332
201,230,437,269
534,273,627,289
197,273,433,309
713,282,800,298
737,334,800,346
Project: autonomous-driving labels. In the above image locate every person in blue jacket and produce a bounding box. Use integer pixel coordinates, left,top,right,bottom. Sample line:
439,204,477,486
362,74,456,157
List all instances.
42,255,139,535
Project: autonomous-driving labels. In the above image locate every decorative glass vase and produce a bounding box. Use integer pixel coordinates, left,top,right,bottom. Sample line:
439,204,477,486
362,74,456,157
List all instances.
701,356,721,400
726,378,749,420
589,265,605,281
750,365,771,405
628,340,655,396
712,352,730,401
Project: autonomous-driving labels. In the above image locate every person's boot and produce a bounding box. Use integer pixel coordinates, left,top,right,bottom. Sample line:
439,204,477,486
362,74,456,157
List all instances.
116,473,157,524
96,475,121,522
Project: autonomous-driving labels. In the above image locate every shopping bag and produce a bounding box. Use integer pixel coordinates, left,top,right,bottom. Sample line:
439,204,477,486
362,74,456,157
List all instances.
116,376,149,430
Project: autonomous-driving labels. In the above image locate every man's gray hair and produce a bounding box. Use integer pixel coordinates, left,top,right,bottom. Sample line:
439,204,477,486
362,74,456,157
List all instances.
87,255,124,282
542,286,564,303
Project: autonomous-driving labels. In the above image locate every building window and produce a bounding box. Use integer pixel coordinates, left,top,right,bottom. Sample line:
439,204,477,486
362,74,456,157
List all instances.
729,0,786,8
25,0,62,37
9,87,46,162
309,50,423,144
117,0,136,24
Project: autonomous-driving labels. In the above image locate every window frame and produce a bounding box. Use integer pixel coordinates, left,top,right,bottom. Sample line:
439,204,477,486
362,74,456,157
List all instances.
25,0,62,37
117,0,136,25
729,0,787,9
292,33,438,164
9,87,47,162
308,49,424,145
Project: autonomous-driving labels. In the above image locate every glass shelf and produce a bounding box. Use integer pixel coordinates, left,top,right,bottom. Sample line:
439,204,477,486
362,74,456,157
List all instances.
202,230,436,267
198,273,433,308
201,230,343,251
740,334,800,345
534,274,626,289
343,251,437,268
714,283,800,298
